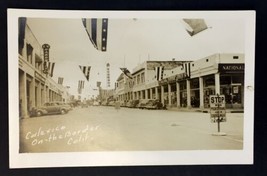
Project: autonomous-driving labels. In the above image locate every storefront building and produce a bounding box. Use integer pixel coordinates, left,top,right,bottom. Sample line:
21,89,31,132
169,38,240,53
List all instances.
114,53,244,110
19,22,67,118
190,53,244,109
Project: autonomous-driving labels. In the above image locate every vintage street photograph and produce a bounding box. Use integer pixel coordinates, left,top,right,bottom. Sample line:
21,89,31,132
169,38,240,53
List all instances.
8,10,255,167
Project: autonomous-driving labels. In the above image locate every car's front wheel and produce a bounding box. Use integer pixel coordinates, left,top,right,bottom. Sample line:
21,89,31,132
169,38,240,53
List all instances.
61,109,66,114
36,111,42,117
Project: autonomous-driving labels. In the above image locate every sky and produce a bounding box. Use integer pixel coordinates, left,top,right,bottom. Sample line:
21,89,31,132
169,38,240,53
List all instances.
26,18,245,99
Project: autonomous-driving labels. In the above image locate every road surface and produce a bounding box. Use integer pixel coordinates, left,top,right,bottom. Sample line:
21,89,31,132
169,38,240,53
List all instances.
19,106,243,153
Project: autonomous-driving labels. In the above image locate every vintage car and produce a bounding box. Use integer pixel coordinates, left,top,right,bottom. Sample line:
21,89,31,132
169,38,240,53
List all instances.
54,102,72,111
125,100,132,108
137,99,150,109
93,101,100,106
81,102,89,108
30,102,70,117
144,99,165,110
127,100,139,108
132,100,140,108
108,101,115,106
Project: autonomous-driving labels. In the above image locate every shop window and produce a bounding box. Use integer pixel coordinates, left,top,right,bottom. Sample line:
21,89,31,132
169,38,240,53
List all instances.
232,76,243,84
220,76,231,85
190,78,199,89
179,81,186,90
204,76,215,87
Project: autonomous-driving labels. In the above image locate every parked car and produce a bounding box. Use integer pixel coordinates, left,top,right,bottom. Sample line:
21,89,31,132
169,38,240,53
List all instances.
81,102,89,108
137,99,150,109
144,99,165,110
129,100,139,108
125,100,132,108
120,101,127,107
93,101,100,106
54,102,72,111
108,101,115,106
30,102,70,117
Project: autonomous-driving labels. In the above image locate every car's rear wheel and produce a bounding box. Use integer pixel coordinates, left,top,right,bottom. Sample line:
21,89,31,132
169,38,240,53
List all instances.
61,109,66,114
36,111,42,117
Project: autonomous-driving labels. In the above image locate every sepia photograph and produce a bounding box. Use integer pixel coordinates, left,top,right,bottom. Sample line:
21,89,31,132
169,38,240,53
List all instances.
8,9,255,168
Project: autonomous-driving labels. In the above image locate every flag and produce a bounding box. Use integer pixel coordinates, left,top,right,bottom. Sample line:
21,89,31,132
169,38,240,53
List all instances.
78,80,84,94
79,65,91,81
120,68,133,79
155,66,164,81
82,18,108,51
183,62,191,78
78,80,85,90
18,17,27,52
182,19,208,36
97,81,101,87
44,61,55,77
58,77,64,85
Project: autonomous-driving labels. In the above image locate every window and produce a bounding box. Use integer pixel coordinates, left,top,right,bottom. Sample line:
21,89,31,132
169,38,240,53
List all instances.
233,56,239,59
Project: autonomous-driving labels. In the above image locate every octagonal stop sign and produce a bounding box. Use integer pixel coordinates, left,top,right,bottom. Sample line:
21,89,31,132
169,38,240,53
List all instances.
209,95,226,108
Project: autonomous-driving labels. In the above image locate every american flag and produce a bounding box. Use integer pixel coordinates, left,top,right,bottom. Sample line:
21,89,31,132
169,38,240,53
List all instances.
82,18,108,52
155,66,164,81
79,65,91,81
97,81,101,88
120,68,133,79
182,19,208,36
58,77,64,85
78,80,84,94
183,62,191,78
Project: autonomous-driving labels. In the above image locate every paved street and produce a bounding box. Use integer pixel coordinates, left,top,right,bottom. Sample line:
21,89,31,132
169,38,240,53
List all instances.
20,106,243,153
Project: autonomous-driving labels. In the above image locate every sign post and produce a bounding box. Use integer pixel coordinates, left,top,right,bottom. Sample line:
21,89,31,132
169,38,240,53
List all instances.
209,94,227,136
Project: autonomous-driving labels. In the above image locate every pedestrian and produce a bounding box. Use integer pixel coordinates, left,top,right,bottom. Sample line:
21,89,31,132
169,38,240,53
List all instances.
115,101,120,112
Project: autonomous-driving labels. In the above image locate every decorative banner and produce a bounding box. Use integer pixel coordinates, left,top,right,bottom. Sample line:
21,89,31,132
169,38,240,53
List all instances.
120,68,133,79
97,81,101,88
78,80,84,94
182,19,208,36
58,77,64,85
154,66,164,81
106,63,110,87
18,17,27,52
79,65,91,81
78,80,85,90
82,18,108,52
183,62,191,78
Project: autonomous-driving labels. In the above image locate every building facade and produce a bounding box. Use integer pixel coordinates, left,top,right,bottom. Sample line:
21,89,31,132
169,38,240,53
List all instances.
19,22,69,118
114,53,244,110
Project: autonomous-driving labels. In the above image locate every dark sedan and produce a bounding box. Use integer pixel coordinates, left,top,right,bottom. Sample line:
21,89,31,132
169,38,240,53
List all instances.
144,99,165,110
30,102,70,117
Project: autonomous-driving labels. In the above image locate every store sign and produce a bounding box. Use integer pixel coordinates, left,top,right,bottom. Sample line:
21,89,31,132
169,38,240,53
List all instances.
42,44,50,61
219,64,244,73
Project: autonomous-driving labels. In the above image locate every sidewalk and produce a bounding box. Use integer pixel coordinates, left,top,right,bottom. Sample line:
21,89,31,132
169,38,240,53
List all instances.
167,107,244,113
